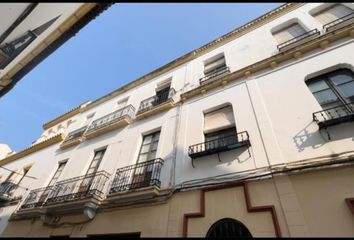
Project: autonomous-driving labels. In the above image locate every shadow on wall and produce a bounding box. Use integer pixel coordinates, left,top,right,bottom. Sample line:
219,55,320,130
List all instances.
293,121,354,152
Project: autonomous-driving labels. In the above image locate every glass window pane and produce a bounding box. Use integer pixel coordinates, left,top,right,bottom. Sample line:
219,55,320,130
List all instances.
143,135,152,144
330,72,354,85
140,144,150,153
314,89,339,105
151,142,159,151
149,151,156,160
138,153,148,163
337,81,354,98
307,80,330,92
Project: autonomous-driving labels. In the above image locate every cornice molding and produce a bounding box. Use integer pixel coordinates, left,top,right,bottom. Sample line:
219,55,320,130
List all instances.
0,134,65,166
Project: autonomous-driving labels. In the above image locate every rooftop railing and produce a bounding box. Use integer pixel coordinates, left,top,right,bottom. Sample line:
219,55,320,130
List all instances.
137,88,176,115
313,102,354,129
199,66,230,85
86,105,135,134
44,170,110,205
109,158,164,194
323,12,354,32
277,29,320,51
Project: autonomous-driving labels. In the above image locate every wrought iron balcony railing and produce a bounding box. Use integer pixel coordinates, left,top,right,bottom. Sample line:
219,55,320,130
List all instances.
188,131,250,167
199,66,230,85
0,181,17,197
277,29,320,51
323,12,354,33
313,102,354,129
109,158,164,194
20,186,53,209
86,105,136,134
137,88,176,115
61,126,87,144
44,170,110,205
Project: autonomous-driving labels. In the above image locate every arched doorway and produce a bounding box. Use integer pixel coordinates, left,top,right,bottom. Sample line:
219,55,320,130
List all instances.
206,218,252,238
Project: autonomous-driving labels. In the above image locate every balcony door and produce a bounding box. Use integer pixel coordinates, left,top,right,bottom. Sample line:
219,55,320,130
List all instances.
154,86,170,106
132,131,161,189
79,148,106,194
39,161,67,205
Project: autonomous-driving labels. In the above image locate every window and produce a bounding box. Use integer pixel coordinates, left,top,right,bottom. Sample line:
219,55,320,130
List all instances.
137,131,160,163
155,81,171,106
0,171,17,195
86,148,106,175
204,105,236,134
84,113,95,126
204,54,227,76
272,23,306,44
307,69,354,110
117,97,129,110
312,4,353,25
38,161,67,203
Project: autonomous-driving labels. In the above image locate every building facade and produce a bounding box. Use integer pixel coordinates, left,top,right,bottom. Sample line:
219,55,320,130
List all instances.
0,3,354,237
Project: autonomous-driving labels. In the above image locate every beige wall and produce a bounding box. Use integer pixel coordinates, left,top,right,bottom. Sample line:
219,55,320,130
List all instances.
3,165,354,237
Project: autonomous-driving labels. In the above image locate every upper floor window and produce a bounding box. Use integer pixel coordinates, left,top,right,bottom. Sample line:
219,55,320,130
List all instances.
83,113,95,127
117,97,129,110
312,4,354,26
272,23,306,44
200,54,229,85
306,68,354,110
137,131,160,163
86,148,106,175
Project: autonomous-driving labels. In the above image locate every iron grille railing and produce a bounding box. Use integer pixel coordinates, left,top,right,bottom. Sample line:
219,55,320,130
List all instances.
137,88,176,115
62,126,87,144
188,131,250,159
323,12,354,32
313,102,354,129
20,186,53,209
0,181,17,196
109,158,164,194
86,105,136,133
199,66,230,85
44,170,110,205
277,29,319,51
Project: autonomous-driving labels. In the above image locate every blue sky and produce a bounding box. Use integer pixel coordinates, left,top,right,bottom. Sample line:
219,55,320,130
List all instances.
0,3,281,152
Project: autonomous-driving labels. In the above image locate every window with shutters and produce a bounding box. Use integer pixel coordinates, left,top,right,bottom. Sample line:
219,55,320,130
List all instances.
308,68,354,129
117,97,129,110
86,148,106,175
312,4,353,25
188,104,250,164
200,53,230,85
312,4,354,32
137,131,160,163
272,22,319,51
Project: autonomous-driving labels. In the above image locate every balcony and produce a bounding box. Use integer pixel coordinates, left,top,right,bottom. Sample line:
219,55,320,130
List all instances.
277,29,320,52
14,171,110,219
188,131,251,167
313,102,354,130
60,126,87,149
0,181,17,202
199,66,230,86
107,158,164,204
84,105,135,139
136,88,176,120
324,12,354,33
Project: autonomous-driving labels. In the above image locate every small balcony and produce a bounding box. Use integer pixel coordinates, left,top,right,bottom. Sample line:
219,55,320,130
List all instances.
84,105,135,139
324,12,354,33
199,66,230,86
60,126,87,149
107,159,164,204
14,171,111,219
0,181,17,202
277,29,320,52
136,88,176,120
19,186,53,210
188,131,251,167
313,102,354,129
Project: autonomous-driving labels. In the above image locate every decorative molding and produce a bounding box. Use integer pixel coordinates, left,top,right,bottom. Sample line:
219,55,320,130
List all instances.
0,134,65,166
42,101,90,130
182,181,281,237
